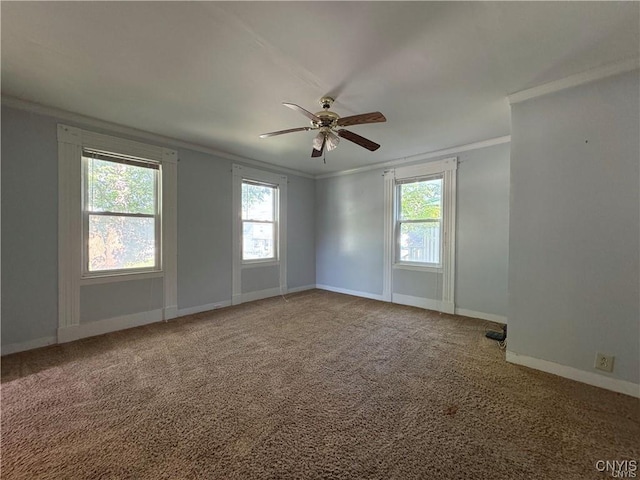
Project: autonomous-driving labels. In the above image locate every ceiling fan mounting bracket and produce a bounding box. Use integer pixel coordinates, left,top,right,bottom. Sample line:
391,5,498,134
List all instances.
319,96,334,109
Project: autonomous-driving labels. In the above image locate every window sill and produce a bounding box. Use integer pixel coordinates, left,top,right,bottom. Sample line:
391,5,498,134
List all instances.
242,260,280,269
80,270,164,285
394,263,443,274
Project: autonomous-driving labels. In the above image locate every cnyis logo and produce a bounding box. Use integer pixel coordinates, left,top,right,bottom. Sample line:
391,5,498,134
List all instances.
595,460,638,478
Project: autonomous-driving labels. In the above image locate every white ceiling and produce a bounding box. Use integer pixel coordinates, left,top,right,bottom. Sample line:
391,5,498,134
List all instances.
2,2,638,175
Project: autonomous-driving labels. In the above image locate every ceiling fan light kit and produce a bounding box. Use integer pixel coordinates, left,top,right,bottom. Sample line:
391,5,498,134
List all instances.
260,97,386,159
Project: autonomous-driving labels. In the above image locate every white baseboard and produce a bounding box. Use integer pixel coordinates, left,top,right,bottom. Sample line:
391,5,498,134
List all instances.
164,305,178,320
177,300,232,317
241,287,283,303
455,308,507,324
441,301,455,315
175,286,316,316
316,284,385,302
286,284,316,294
1,336,57,356
58,309,164,343
506,350,640,398
392,293,442,312
316,288,506,322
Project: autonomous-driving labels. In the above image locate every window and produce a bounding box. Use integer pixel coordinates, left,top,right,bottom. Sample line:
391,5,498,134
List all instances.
383,157,457,310
241,180,278,261
58,124,177,329
232,164,287,305
396,176,443,266
82,150,161,275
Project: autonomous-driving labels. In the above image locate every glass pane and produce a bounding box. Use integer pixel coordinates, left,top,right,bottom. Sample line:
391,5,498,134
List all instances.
399,178,442,221
242,183,274,221
88,215,156,271
243,221,275,260
86,157,156,214
399,222,440,264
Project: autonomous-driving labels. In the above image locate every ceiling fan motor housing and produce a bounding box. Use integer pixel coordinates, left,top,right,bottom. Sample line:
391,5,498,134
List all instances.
312,96,340,128
312,110,339,128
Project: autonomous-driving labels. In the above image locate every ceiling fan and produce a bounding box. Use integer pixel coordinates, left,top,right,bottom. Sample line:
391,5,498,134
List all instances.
259,97,386,158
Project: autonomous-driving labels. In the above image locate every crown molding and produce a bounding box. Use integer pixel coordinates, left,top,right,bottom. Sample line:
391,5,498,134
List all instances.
508,57,640,105
314,135,511,180
1,95,314,179
3,94,508,182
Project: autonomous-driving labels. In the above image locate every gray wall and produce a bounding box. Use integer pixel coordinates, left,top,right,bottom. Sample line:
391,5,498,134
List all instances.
509,71,639,384
316,169,385,295
1,105,316,348
80,279,163,323
241,265,279,293
456,143,510,315
1,107,59,345
177,149,233,309
393,270,440,300
177,152,315,308
286,175,316,289
315,143,510,318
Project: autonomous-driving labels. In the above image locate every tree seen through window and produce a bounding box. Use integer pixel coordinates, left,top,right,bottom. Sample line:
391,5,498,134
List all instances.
397,177,442,265
84,153,159,273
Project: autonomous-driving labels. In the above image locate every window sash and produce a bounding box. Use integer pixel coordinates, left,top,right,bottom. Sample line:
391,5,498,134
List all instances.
241,219,277,261
397,175,443,222
84,149,160,216
241,180,278,262
86,211,155,218
82,151,162,276
241,182,277,222
396,220,442,266
395,177,444,267
398,219,440,224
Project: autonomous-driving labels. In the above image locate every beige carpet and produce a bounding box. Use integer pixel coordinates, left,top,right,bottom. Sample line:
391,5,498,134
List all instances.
1,290,638,479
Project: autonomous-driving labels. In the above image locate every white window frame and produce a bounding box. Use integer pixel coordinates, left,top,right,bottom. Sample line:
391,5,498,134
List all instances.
383,157,457,313
81,150,162,277
394,174,444,270
241,179,279,265
57,124,178,332
232,164,287,305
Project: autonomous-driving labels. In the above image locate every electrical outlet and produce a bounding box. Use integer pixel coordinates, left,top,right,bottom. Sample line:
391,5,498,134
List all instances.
595,352,614,373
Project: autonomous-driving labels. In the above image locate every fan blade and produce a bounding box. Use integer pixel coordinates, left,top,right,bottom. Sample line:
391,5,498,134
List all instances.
283,103,321,123
337,111,386,127
311,137,325,157
337,129,381,151
259,127,312,138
